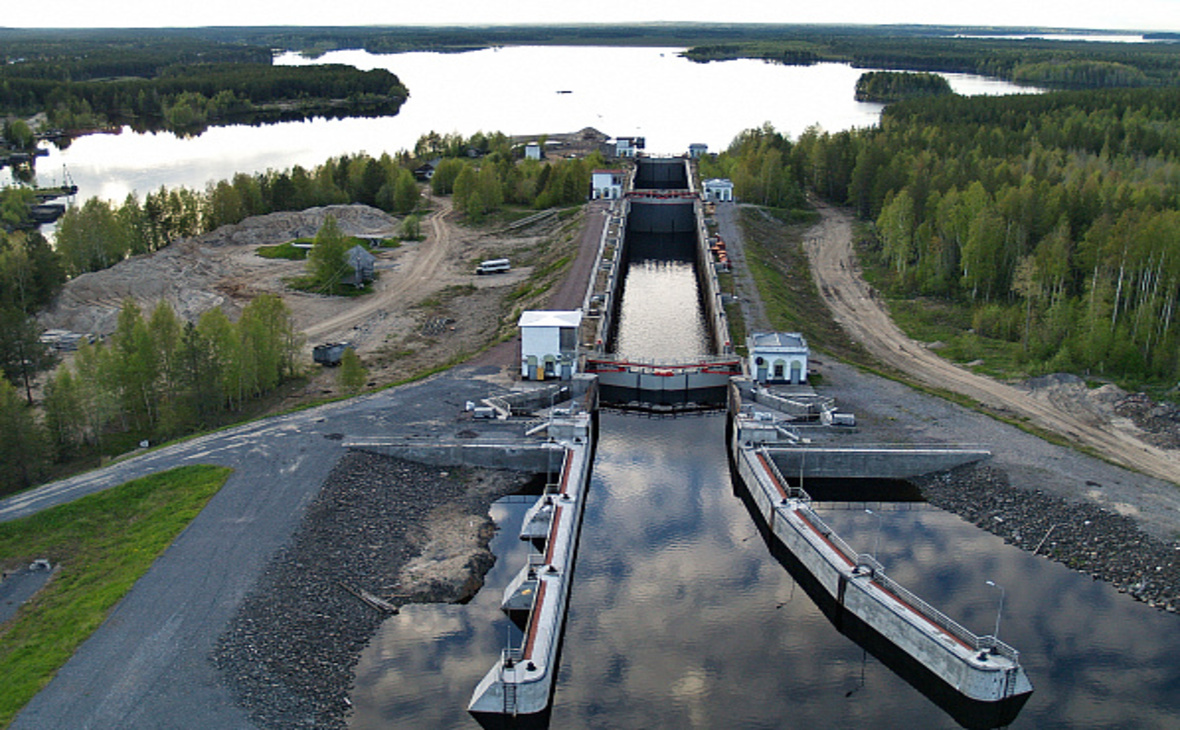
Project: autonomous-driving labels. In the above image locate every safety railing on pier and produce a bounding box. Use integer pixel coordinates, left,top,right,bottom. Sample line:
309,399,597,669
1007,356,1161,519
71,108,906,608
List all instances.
761,448,811,501
584,354,743,374
759,446,1021,665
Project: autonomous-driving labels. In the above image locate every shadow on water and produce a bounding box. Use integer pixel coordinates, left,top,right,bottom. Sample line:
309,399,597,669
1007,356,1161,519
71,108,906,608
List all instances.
728,459,1031,730
785,477,927,503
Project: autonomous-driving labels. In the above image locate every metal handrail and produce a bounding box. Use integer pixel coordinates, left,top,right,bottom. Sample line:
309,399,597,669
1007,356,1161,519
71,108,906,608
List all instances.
585,353,742,369
764,442,992,451
761,451,811,501
791,501,1021,663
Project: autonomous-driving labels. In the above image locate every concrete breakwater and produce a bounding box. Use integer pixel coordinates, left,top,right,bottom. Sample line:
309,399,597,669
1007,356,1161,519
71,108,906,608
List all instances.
467,410,596,721
729,407,1034,714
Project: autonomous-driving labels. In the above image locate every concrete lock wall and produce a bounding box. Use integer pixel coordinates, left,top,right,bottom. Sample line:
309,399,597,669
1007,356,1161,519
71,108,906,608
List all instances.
634,158,689,189
768,447,991,480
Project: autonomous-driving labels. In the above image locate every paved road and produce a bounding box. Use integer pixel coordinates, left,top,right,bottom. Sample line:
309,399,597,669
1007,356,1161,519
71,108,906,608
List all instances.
4,364,517,729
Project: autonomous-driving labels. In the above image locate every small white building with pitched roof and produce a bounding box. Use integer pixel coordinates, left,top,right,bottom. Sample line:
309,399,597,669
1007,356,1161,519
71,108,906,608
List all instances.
748,332,809,384
703,178,735,202
519,310,583,380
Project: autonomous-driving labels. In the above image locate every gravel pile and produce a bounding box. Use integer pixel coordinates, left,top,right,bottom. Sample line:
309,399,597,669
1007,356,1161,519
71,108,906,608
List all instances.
192,205,398,248
212,451,528,730
917,464,1180,614
1115,392,1180,450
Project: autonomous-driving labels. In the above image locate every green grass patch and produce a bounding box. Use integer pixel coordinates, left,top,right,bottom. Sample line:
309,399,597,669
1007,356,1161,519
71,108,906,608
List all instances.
863,269,1032,380
0,465,232,727
285,274,375,297
740,207,873,365
255,241,309,260
257,237,390,261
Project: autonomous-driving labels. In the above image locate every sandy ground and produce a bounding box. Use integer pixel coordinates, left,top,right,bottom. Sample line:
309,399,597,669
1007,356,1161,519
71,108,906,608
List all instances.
38,200,572,398
802,201,1178,488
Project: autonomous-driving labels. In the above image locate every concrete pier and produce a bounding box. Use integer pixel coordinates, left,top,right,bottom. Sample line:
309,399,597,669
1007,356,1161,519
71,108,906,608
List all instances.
468,410,596,719
730,409,1034,707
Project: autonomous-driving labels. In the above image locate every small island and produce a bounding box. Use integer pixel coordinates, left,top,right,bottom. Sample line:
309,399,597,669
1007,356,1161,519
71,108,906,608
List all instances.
854,71,954,102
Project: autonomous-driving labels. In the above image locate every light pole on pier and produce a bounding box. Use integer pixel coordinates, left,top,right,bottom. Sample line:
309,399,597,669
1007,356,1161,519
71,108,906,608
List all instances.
865,508,882,560
986,580,1006,643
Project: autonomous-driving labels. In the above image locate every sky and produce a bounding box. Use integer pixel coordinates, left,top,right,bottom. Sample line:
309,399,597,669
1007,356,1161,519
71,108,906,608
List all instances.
2,0,1178,32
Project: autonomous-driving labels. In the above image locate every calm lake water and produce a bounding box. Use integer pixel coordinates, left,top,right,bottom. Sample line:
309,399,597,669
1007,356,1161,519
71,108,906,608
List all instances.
349,228,1180,729
8,46,1039,202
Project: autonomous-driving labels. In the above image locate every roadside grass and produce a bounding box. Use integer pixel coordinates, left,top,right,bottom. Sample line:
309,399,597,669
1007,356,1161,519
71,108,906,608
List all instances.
886,299,1030,380
718,269,748,355
0,465,232,728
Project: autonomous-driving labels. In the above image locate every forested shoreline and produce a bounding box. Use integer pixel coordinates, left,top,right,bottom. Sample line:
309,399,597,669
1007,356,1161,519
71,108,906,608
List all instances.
0,33,407,136
855,71,954,102
682,32,1180,90
703,87,1180,389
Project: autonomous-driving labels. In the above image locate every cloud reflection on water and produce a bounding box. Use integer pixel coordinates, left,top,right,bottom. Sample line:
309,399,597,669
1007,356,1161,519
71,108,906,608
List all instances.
350,415,1180,729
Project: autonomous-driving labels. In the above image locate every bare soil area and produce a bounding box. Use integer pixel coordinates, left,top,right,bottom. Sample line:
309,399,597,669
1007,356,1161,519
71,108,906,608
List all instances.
39,201,577,400
802,201,1178,487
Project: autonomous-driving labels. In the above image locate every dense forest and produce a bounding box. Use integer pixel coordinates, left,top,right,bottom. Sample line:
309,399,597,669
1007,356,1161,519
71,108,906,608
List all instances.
682,32,1180,90
705,87,1180,386
855,71,953,102
0,33,407,135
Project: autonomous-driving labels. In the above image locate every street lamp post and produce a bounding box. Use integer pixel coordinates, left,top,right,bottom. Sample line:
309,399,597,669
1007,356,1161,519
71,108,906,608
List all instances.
865,508,882,560
986,580,1006,643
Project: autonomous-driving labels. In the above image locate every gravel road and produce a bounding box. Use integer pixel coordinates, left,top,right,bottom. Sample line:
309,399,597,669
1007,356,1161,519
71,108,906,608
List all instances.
803,201,1178,486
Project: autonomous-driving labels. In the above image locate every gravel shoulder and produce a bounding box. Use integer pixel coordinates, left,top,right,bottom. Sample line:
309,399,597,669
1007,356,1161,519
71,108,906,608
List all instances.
212,452,530,730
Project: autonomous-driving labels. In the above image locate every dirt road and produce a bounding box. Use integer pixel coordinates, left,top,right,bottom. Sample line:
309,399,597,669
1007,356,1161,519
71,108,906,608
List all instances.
804,202,1178,486
303,200,459,344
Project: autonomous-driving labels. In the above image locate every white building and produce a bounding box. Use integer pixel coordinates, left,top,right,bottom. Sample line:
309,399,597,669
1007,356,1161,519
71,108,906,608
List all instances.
519,310,583,380
591,169,624,200
615,136,645,158
689,143,708,159
525,142,542,161
703,178,735,202
747,332,809,384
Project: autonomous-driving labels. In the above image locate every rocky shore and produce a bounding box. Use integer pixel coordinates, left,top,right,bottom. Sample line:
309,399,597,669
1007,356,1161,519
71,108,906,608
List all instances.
917,463,1180,614
212,451,530,730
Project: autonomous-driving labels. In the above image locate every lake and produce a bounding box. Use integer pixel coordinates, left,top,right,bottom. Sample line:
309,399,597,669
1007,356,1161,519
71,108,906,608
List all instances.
7,46,1039,202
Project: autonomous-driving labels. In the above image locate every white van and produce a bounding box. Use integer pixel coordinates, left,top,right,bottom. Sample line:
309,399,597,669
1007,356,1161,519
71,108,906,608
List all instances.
476,258,511,275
